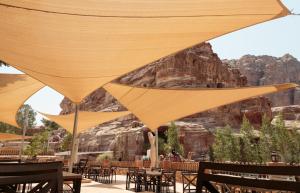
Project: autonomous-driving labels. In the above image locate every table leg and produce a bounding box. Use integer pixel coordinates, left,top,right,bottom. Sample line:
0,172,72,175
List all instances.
156,176,161,193
73,179,81,193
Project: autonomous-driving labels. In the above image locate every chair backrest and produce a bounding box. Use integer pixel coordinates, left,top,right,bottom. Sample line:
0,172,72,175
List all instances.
73,158,88,174
162,170,176,184
196,161,300,193
0,161,63,193
78,158,88,166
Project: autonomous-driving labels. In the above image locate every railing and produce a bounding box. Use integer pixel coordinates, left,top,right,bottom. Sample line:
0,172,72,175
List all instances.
170,162,199,172
111,160,199,172
0,148,20,155
111,161,136,168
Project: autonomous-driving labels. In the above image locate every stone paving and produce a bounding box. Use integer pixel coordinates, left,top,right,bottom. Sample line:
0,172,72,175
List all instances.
80,175,187,193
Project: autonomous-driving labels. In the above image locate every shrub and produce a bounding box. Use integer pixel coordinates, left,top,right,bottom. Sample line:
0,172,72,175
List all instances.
96,152,113,163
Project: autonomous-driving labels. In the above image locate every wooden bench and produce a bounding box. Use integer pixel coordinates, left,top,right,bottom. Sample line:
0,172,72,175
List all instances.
196,162,300,193
0,161,63,193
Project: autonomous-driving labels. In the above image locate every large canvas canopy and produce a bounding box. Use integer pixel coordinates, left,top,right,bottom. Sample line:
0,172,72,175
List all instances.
40,111,131,133
104,83,297,131
0,0,289,102
0,74,44,127
0,133,32,142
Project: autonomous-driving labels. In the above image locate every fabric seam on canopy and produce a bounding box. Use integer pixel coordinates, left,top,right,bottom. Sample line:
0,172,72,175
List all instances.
0,1,289,18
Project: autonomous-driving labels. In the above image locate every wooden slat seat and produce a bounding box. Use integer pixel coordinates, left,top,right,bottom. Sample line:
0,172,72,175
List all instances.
196,162,300,193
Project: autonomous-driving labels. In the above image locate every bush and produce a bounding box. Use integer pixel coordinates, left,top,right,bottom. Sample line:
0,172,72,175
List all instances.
96,152,113,163
24,130,49,156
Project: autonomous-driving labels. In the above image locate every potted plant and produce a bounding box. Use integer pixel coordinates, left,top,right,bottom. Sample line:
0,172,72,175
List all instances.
96,152,113,168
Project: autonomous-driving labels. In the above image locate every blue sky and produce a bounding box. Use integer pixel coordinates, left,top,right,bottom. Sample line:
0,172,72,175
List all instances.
210,0,300,60
0,0,299,125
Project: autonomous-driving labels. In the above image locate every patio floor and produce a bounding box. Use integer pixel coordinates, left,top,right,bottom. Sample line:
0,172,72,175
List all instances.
80,175,186,193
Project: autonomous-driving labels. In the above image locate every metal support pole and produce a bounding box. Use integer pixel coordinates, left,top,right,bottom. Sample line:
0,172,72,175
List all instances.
69,104,79,172
19,108,29,161
155,129,159,168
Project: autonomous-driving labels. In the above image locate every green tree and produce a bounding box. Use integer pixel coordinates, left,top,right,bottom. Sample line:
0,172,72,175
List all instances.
286,128,300,163
240,116,257,162
208,145,215,162
24,130,49,156
164,122,183,156
213,128,227,161
211,113,300,164
0,122,18,134
16,104,36,130
258,114,272,162
158,135,167,155
272,114,300,163
60,133,73,151
0,105,36,134
41,118,59,131
213,125,240,162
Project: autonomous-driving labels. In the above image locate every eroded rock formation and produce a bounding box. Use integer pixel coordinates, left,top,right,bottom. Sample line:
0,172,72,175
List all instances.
224,54,300,106
272,105,300,133
59,43,272,159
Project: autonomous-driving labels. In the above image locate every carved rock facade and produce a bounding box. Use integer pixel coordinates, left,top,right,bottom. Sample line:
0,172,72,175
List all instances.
60,43,272,159
224,54,300,106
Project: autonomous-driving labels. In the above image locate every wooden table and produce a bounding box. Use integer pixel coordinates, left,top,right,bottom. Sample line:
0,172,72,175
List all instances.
63,172,82,193
146,171,162,193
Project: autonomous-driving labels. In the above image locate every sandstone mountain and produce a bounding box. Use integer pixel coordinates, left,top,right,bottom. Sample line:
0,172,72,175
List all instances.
224,54,300,106
59,43,273,159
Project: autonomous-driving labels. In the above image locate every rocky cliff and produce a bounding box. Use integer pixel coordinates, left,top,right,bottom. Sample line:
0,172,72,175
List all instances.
59,43,272,159
224,54,300,106
272,105,300,133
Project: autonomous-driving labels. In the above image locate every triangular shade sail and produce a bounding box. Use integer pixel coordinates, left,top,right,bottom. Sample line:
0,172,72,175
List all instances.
0,0,289,102
0,133,32,141
40,111,131,133
0,74,44,127
104,83,298,131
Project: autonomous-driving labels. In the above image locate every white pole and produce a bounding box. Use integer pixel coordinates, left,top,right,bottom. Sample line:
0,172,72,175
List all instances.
69,104,79,172
155,129,159,168
19,108,29,161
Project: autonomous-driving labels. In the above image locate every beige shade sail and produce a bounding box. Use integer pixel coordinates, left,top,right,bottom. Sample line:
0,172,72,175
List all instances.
0,74,44,128
104,83,298,131
0,133,32,142
40,111,131,133
0,0,289,102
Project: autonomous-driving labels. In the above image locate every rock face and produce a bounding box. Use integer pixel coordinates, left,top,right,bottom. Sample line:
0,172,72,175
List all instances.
60,43,272,159
224,54,300,106
117,43,247,88
271,105,300,133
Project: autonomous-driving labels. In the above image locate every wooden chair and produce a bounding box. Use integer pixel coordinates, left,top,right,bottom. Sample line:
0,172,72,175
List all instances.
126,167,139,191
110,166,117,183
99,166,112,184
182,172,197,193
86,162,101,181
0,161,63,193
73,159,88,176
196,161,300,193
161,170,176,193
